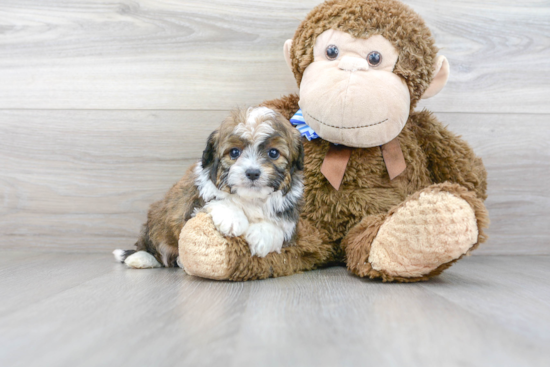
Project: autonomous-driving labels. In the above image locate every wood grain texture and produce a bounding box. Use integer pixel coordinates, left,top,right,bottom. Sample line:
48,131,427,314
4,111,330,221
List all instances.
0,252,549,367
0,0,548,112
0,0,548,254
439,112,550,255
0,110,548,254
0,109,226,251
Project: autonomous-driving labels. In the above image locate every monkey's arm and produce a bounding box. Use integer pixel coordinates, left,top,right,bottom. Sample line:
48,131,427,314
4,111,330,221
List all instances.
179,213,339,280
410,111,488,200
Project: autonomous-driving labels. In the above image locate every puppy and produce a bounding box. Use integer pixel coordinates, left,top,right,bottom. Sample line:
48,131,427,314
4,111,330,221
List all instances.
113,107,304,269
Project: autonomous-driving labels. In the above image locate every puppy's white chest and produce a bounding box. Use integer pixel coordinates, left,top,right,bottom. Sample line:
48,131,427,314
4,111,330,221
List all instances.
241,203,269,224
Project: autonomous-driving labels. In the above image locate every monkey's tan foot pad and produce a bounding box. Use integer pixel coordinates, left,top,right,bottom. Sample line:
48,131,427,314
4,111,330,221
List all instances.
368,189,478,278
179,213,232,280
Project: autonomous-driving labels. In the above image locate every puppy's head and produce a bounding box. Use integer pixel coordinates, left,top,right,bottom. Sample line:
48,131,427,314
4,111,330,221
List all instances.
201,107,303,200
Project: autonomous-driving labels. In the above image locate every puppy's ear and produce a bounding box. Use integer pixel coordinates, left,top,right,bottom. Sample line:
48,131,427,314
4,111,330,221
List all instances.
202,130,219,168
202,130,220,183
291,139,304,173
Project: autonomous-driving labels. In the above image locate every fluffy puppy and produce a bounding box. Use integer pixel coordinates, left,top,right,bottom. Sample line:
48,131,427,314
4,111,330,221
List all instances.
114,107,304,268
197,107,305,256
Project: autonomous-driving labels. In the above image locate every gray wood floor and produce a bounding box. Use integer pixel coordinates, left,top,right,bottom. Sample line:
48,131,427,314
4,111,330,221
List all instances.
0,251,549,367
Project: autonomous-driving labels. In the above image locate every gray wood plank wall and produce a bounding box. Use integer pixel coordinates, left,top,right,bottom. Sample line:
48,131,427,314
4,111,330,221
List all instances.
1,0,549,255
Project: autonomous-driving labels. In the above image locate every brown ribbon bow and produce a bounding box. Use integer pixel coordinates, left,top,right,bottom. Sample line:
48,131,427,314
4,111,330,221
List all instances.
320,137,406,190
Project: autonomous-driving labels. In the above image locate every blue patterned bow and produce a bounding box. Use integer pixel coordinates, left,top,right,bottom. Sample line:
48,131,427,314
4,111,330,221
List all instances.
289,109,319,141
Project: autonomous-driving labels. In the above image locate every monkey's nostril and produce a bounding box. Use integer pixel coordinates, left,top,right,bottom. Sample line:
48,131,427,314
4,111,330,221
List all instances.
245,169,261,181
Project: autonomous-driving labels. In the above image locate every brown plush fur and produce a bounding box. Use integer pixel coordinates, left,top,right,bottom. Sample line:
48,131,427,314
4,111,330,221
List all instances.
176,0,490,282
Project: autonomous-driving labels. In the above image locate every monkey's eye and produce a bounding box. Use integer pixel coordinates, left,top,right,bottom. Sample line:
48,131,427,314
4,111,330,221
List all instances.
367,51,382,66
325,45,339,60
229,148,241,160
268,148,280,159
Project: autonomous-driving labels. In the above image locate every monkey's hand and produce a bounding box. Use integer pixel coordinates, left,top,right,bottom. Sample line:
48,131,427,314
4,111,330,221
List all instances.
179,213,336,281
179,212,233,280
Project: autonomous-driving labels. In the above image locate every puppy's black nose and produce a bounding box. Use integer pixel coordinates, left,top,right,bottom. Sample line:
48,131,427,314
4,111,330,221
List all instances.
245,169,261,181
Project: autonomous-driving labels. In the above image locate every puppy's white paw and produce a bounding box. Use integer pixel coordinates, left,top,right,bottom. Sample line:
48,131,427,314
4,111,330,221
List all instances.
124,251,162,269
245,222,285,257
209,202,249,237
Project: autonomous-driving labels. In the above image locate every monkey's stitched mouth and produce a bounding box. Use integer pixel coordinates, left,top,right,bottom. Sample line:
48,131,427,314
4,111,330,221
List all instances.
303,110,388,129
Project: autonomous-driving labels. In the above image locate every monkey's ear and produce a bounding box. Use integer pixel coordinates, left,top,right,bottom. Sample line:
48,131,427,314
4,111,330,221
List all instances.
283,39,293,71
422,55,450,99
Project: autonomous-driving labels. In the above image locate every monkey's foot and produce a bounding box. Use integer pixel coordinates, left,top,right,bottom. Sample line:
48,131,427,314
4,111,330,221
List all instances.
345,183,489,282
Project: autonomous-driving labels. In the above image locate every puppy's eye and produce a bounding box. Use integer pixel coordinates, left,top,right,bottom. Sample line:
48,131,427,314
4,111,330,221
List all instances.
325,45,339,60
268,148,280,159
229,148,241,160
367,51,382,66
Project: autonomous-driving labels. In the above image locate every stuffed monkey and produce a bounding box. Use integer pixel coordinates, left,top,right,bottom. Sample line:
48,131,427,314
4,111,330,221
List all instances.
179,0,489,282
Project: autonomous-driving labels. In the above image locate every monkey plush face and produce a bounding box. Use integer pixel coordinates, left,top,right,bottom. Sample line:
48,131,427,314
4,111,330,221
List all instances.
283,0,450,149
298,29,410,148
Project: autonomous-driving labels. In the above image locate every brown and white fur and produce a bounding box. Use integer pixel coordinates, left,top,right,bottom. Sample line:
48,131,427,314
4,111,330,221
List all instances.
113,107,304,268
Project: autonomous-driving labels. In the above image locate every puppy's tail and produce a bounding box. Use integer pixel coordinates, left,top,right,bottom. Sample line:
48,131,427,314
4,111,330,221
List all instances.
112,249,136,263
112,225,164,269
113,249,162,269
